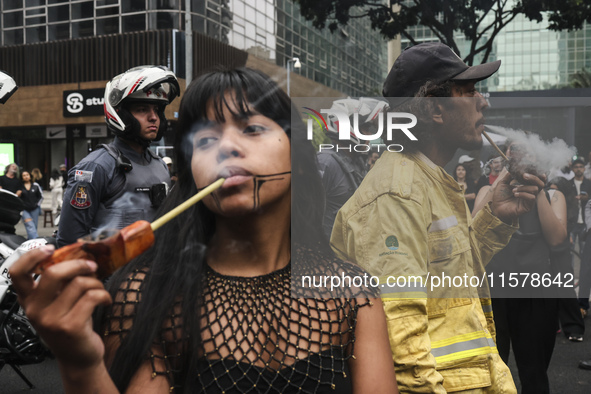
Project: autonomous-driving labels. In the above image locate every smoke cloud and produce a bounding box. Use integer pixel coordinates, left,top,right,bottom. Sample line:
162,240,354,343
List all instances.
484,124,576,179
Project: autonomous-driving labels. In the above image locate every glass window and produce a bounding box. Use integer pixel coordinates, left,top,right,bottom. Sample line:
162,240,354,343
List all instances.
4,28,24,45
72,19,93,37
122,14,145,32
72,2,93,19
4,0,23,10
48,0,68,3
96,0,119,6
48,4,68,22
245,5,254,24
48,22,69,40
192,0,205,15
150,0,178,10
155,11,178,29
26,25,45,43
26,16,45,25
96,7,119,17
192,15,205,33
25,0,43,6
233,1,244,18
26,7,44,16
96,17,118,35
4,11,23,28
206,9,219,21
122,0,146,13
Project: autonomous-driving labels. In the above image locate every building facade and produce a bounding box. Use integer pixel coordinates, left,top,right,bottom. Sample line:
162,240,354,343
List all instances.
1,0,386,97
0,0,387,187
401,5,591,92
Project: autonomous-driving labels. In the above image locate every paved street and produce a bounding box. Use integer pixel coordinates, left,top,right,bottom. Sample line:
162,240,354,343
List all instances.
3,191,591,392
2,319,591,393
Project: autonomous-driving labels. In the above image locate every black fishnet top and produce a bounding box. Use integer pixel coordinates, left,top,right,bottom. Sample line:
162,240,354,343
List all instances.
103,245,378,393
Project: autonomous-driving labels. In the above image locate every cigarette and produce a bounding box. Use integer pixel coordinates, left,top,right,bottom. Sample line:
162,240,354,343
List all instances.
482,130,509,161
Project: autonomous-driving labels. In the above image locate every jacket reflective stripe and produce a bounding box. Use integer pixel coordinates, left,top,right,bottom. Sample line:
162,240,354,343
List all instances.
429,215,459,232
431,332,497,364
481,303,493,314
379,276,427,298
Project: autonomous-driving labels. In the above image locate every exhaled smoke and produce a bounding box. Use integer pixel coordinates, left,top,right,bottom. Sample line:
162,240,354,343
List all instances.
485,125,576,180
86,192,145,241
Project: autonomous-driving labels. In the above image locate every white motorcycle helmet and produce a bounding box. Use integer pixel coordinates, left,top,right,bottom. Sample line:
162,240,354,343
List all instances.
326,97,389,144
104,65,180,146
0,70,18,104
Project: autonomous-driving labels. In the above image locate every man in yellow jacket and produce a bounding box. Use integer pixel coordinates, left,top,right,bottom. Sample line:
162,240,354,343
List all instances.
331,42,545,393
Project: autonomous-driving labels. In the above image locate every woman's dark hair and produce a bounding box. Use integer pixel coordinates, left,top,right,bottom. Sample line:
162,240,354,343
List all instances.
50,169,61,180
20,170,30,182
453,163,472,183
95,67,328,391
548,176,578,226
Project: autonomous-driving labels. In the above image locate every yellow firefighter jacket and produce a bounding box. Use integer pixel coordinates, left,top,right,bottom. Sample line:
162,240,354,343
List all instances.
331,151,517,393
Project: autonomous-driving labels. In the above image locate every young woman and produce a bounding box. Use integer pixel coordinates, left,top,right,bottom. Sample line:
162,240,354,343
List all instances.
49,168,64,214
19,170,43,239
453,163,476,212
473,141,566,394
10,68,397,393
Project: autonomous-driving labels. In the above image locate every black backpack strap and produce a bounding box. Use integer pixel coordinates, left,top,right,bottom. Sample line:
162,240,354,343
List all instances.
96,144,130,206
98,144,133,173
327,151,361,189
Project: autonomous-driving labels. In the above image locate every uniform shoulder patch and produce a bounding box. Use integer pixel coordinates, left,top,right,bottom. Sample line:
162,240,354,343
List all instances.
70,185,92,209
74,170,93,183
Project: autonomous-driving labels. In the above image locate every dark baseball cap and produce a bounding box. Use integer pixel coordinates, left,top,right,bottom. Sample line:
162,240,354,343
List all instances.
383,42,501,98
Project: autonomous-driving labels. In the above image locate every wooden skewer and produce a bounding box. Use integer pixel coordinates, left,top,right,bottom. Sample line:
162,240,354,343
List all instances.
482,130,509,161
151,178,225,231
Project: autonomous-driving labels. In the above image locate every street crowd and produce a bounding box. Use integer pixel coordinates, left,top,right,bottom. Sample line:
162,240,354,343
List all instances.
0,42,589,393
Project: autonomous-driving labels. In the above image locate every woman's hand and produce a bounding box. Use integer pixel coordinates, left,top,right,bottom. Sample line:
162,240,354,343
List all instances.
9,246,112,372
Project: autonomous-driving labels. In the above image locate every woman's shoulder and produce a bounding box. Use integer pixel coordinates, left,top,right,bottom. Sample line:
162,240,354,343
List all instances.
108,267,148,315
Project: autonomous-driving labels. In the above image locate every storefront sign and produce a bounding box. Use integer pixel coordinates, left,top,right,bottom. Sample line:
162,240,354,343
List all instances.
86,124,107,138
47,126,66,139
63,88,105,117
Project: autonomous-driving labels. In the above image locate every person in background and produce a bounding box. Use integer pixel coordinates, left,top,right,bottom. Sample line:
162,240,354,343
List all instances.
367,150,380,171
584,152,591,180
0,163,23,196
49,168,63,215
578,199,591,318
31,167,43,185
19,170,43,239
568,159,591,259
317,97,389,240
547,177,585,342
59,164,67,189
549,160,574,181
162,156,177,185
458,154,480,184
453,162,477,212
476,155,504,192
474,141,567,393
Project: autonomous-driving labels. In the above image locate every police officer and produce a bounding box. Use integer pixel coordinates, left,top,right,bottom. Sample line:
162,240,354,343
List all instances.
56,65,180,247
317,97,388,239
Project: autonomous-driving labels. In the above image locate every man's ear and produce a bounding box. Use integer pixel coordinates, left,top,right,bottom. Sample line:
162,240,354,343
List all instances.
432,99,444,125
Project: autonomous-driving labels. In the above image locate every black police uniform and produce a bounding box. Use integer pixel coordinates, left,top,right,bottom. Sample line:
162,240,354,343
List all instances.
56,136,170,247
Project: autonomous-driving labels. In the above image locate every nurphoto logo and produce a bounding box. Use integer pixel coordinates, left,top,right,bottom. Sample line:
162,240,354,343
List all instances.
303,106,418,153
